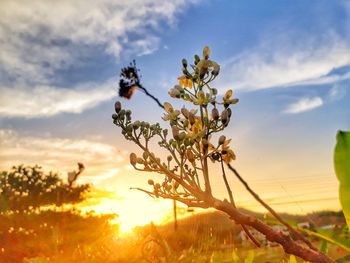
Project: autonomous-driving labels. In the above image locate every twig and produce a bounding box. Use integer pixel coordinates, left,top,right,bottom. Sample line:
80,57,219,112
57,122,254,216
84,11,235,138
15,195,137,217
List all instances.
220,159,261,247
213,198,335,263
226,163,316,250
138,85,165,109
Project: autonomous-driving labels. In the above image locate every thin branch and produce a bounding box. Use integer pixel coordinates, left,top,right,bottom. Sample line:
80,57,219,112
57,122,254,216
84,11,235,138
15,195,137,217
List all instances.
226,163,316,251
212,198,334,263
220,159,261,248
138,85,165,109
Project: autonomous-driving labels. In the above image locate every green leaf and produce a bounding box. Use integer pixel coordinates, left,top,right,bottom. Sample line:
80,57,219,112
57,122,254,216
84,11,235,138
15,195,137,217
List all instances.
320,240,328,254
334,130,350,227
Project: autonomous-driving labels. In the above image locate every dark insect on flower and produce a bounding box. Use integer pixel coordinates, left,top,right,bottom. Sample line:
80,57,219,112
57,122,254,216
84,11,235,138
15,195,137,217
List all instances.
117,60,165,109
118,60,141,99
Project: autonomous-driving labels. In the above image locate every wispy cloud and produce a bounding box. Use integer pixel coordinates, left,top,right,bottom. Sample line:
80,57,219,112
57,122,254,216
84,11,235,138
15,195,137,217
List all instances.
0,0,199,118
0,0,197,83
328,83,347,101
219,33,350,91
283,97,323,114
0,129,126,184
0,79,115,118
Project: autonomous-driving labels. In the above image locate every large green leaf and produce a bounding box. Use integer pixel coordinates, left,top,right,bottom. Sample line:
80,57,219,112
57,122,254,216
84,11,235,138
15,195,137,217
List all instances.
334,130,350,227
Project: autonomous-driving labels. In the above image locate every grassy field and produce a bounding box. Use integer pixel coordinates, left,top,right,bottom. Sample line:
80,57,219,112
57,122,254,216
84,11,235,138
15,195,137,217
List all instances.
1,209,348,263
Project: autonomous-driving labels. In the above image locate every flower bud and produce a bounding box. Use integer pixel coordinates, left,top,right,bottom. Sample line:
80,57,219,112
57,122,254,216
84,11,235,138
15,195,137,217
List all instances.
178,132,186,141
133,121,141,130
224,90,233,100
114,101,122,113
143,151,149,160
188,112,195,125
148,179,154,185
181,107,189,118
164,102,174,113
194,54,200,65
202,139,209,149
125,125,133,133
186,149,195,163
211,108,219,121
172,126,180,140
203,46,210,60
169,88,181,98
163,129,168,137
218,135,226,145
184,138,191,146
130,153,137,166
212,62,220,76
167,155,173,162
221,109,229,125
227,108,232,118
182,58,188,68
171,140,177,148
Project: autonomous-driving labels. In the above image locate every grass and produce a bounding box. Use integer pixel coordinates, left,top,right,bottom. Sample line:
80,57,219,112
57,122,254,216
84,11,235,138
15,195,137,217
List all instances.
0,209,349,262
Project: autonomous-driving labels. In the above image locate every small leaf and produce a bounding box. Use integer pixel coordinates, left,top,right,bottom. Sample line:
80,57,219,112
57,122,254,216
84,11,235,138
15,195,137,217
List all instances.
320,240,328,254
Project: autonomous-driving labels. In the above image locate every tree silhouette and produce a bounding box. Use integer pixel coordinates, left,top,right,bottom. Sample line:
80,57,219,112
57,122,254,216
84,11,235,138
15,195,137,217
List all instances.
0,165,90,213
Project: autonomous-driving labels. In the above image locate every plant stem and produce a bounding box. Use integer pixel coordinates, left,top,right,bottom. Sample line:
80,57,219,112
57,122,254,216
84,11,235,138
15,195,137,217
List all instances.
220,159,260,247
138,84,165,109
226,163,316,250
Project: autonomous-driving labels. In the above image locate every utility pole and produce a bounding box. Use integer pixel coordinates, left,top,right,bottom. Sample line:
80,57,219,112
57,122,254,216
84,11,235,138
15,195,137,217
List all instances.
173,200,178,231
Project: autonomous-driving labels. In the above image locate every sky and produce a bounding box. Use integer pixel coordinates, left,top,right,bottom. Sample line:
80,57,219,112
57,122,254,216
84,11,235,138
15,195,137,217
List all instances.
0,0,350,232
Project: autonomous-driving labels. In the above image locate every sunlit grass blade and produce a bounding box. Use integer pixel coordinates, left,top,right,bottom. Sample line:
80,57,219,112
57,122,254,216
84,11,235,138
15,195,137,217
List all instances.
300,227,350,253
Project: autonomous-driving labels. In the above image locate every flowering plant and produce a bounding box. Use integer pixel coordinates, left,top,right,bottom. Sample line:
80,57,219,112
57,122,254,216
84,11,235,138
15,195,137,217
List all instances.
113,47,334,263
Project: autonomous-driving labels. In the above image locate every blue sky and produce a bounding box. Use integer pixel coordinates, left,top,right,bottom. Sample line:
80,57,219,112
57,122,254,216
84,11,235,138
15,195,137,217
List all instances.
0,0,349,225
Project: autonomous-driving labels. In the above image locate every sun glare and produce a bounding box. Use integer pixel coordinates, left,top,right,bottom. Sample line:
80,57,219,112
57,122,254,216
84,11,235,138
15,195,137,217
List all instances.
78,190,175,234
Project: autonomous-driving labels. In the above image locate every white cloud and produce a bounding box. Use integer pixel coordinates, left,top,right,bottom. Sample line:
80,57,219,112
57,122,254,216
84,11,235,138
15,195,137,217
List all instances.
0,0,199,118
218,33,350,91
0,79,115,118
291,69,350,87
0,0,196,83
283,97,323,114
0,129,126,183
